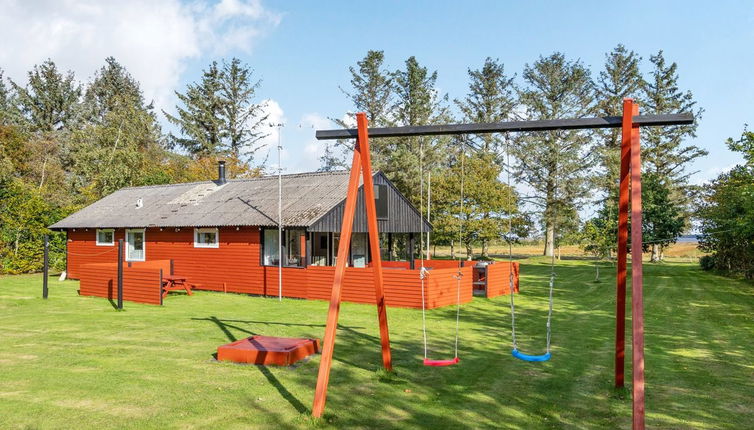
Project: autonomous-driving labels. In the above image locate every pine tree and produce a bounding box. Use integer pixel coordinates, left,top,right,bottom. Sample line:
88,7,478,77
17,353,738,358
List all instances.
164,61,225,156
514,53,595,257
11,60,81,132
0,69,18,125
165,59,268,163
219,58,268,161
594,45,644,192
317,141,346,172
387,56,451,207
82,57,148,124
641,51,705,182
454,58,517,256
326,50,394,171
455,57,516,153
340,50,393,127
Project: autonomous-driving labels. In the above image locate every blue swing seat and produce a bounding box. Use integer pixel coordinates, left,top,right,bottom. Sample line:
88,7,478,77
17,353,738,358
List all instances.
512,349,551,362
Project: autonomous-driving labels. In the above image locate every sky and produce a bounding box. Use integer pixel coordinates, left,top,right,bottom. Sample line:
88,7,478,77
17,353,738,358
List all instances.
1,0,753,184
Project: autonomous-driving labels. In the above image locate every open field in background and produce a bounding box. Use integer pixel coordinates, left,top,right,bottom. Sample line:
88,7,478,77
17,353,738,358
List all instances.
1,258,751,429
432,241,704,262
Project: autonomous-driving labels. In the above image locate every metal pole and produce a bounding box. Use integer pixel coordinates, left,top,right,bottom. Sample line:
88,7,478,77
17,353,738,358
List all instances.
43,234,49,299
117,239,124,310
277,123,283,302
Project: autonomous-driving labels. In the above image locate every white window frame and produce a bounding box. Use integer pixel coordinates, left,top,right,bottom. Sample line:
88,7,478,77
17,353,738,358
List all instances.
125,228,146,262
194,227,220,248
95,228,114,246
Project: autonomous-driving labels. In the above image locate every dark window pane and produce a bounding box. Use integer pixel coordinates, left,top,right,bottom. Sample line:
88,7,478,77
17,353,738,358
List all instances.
375,184,388,219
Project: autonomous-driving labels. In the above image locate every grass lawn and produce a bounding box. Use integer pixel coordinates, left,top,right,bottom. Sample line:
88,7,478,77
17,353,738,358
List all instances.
0,259,752,429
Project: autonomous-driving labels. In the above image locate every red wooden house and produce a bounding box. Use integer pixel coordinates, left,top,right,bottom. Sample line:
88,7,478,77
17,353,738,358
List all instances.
50,162,518,307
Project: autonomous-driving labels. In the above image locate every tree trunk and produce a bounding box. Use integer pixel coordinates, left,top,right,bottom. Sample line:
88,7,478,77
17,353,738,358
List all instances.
543,223,555,257
651,244,659,262
450,240,455,259
465,243,473,261
39,156,48,189
482,239,489,259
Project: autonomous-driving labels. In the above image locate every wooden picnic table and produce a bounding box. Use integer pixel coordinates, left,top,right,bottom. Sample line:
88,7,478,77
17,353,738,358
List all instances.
162,275,194,298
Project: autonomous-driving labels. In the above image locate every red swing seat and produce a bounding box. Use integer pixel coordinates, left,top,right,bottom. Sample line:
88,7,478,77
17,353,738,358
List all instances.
423,357,460,367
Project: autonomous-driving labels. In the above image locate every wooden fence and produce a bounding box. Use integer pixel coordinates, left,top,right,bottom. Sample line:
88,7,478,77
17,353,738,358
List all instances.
78,260,169,305
77,258,517,309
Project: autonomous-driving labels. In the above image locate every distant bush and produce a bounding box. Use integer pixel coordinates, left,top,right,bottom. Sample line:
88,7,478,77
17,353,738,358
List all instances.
699,255,716,271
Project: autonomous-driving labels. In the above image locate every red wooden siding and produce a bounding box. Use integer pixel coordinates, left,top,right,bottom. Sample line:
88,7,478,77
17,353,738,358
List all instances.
78,261,163,305
486,262,520,298
303,265,473,308
68,227,517,309
144,227,262,294
67,229,124,279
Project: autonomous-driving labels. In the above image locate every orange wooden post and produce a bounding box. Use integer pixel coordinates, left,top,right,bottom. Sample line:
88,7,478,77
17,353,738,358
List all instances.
630,102,646,430
356,113,393,371
312,146,361,418
312,112,392,417
615,98,633,388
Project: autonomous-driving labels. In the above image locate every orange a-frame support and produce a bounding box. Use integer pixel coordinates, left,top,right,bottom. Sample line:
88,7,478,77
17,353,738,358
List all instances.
312,113,392,418
312,99,687,429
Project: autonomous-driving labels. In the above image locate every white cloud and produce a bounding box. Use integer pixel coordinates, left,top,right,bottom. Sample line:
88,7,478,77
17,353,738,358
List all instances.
298,113,334,171
692,163,738,185
300,112,331,130
255,99,286,168
0,0,280,113
192,0,281,56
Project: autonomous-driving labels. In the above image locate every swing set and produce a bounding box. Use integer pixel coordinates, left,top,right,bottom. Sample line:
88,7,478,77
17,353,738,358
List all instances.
312,100,692,430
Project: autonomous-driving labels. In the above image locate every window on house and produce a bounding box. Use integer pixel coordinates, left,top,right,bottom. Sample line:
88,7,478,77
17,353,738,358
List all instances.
311,232,329,266
285,229,305,267
351,233,368,267
262,228,306,267
332,233,341,266
375,184,388,219
263,229,280,266
194,228,219,248
125,229,145,261
96,229,114,246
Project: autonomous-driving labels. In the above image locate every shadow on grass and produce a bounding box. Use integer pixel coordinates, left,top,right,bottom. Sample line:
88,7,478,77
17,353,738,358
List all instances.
187,262,749,428
199,316,309,414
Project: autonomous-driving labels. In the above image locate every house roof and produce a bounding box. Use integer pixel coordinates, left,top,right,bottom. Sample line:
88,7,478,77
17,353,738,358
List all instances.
50,170,371,229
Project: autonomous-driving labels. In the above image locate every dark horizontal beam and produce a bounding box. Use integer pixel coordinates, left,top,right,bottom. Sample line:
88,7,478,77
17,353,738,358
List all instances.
315,113,694,140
